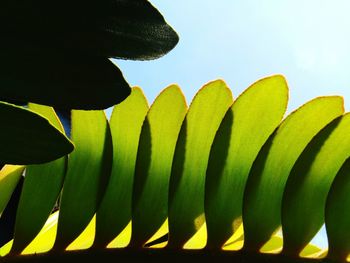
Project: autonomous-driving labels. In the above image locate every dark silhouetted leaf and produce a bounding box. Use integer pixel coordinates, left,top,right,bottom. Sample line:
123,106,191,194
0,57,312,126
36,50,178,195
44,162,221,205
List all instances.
0,53,131,110
0,0,178,60
0,101,74,164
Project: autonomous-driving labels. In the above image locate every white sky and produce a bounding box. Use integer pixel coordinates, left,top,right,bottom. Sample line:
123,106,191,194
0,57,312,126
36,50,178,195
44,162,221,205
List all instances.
112,0,350,249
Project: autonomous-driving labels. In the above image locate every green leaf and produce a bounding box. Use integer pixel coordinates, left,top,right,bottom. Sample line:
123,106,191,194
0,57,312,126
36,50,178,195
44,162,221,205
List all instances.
325,157,350,261
205,75,288,249
0,54,131,110
168,80,233,248
0,101,74,164
54,110,112,250
1,0,178,60
131,85,187,247
0,165,24,215
22,211,59,255
258,235,322,257
242,96,344,251
282,113,350,256
27,104,65,132
10,104,67,254
94,87,149,248
1,78,350,262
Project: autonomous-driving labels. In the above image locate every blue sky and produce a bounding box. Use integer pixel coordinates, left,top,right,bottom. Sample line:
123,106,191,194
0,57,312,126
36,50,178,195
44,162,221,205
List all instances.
112,0,350,249
114,0,350,114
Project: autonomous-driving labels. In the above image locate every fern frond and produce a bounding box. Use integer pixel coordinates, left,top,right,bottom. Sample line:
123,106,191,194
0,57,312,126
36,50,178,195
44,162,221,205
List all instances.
1,75,350,263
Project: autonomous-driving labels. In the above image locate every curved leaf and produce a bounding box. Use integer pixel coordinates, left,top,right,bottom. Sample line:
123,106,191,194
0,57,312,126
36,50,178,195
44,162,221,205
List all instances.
243,96,344,251
0,176,24,248
22,211,59,255
0,166,24,216
168,80,233,248
0,79,349,262
0,101,74,164
0,0,178,60
94,87,148,248
131,85,187,247
325,157,350,261
11,104,67,254
258,235,322,257
205,75,288,248
282,113,350,255
0,54,130,110
83,0,179,60
54,110,112,250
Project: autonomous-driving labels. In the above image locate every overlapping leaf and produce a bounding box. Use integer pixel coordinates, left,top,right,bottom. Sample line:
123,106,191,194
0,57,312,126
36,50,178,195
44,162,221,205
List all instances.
0,54,131,110
0,166,24,216
282,113,350,255
131,85,187,247
0,0,178,60
326,158,350,261
243,96,344,251
53,110,112,251
0,0,178,110
205,75,288,249
168,80,233,248
0,101,74,164
1,76,350,263
94,87,149,248
10,104,68,254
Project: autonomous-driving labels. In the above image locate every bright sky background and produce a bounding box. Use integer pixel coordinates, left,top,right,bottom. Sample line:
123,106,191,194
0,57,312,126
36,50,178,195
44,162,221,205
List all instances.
115,0,350,114
112,0,350,249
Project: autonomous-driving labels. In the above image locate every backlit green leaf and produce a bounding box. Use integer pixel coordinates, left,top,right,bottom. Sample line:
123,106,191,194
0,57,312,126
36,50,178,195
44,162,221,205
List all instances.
282,113,350,255
94,87,148,248
205,75,288,249
325,157,350,261
0,165,24,216
168,80,233,248
0,79,348,262
11,104,67,254
0,101,74,164
243,96,344,251
54,110,112,250
131,85,187,247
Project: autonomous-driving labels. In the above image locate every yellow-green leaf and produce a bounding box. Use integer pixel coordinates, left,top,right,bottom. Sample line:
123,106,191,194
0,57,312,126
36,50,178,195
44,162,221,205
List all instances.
205,75,288,248
282,113,350,255
243,96,344,251
131,85,187,247
94,87,148,248
54,110,112,250
0,166,24,215
326,158,350,261
168,80,233,248
10,104,67,254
